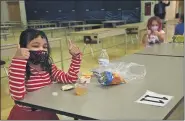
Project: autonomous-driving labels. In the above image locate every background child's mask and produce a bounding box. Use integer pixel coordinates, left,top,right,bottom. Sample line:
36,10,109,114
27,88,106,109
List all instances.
151,26,159,31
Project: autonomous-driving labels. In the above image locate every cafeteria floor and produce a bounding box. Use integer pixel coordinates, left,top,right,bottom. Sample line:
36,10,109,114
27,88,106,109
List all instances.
1,21,184,120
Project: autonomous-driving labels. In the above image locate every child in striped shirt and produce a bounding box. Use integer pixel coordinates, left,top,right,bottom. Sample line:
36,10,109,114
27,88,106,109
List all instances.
7,28,82,120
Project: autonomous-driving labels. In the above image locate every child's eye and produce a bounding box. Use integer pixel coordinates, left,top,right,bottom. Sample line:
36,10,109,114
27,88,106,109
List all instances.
43,45,48,48
32,45,39,48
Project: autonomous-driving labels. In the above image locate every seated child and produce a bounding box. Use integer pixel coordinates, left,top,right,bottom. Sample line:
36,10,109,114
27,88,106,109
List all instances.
7,28,82,120
142,16,165,46
174,14,184,35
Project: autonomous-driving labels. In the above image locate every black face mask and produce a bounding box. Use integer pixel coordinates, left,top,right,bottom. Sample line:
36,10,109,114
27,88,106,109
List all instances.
28,50,49,65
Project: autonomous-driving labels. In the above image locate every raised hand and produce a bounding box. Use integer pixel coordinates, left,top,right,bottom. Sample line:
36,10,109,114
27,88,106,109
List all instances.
14,44,30,59
68,39,81,57
153,31,160,36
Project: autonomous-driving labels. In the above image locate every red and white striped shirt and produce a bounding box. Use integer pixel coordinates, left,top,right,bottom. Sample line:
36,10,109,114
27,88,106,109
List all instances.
8,54,81,110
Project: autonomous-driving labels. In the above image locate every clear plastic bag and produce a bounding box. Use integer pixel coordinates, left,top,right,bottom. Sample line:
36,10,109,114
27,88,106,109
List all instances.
92,62,146,83
119,62,146,82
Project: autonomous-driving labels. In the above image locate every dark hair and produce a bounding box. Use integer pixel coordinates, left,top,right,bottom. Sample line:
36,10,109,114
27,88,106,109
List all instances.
19,28,53,81
180,14,184,23
147,16,162,31
158,0,162,2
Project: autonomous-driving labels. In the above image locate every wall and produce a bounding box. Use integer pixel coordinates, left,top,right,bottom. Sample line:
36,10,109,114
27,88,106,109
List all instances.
178,1,184,15
141,1,177,22
25,0,141,23
1,1,9,22
140,1,157,22
19,1,27,28
165,1,176,20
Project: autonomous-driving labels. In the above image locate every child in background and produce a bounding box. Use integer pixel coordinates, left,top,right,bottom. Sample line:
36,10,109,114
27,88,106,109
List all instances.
142,16,165,46
7,29,82,120
174,14,184,35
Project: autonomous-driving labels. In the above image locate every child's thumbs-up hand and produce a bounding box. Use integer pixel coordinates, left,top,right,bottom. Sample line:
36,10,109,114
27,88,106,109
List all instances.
68,39,81,57
14,44,30,59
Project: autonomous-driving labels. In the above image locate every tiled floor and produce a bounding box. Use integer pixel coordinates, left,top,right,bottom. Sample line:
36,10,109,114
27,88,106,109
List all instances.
1,21,183,120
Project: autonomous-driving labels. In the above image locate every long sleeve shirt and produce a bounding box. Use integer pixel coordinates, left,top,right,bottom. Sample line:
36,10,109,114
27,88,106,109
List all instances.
8,54,81,110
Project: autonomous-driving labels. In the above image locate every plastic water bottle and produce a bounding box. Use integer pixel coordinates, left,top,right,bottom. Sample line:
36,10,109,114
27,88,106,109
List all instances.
98,49,109,67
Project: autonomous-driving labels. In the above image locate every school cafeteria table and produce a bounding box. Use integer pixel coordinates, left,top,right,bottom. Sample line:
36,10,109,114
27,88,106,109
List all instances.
116,22,144,28
1,26,12,33
28,21,50,24
1,22,21,26
70,24,103,31
28,23,57,28
1,26,15,39
0,33,9,41
116,22,146,41
59,21,84,27
69,28,127,51
38,27,67,37
15,54,183,120
102,20,126,28
1,26,12,29
135,43,184,57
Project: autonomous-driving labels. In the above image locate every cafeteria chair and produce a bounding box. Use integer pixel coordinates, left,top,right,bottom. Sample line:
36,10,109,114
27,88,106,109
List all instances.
0,60,8,76
172,35,184,43
125,27,139,44
82,36,100,57
0,33,9,41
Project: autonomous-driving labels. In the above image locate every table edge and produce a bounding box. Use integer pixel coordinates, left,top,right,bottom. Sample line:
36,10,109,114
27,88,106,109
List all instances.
14,100,97,120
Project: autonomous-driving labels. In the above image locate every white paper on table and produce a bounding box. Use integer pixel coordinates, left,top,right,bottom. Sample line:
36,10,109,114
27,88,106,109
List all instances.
135,90,173,107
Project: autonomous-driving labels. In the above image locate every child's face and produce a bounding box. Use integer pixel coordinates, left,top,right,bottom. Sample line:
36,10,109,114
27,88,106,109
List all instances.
27,36,48,51
150,20,159,31
179,18,183,23
151,20,159,27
